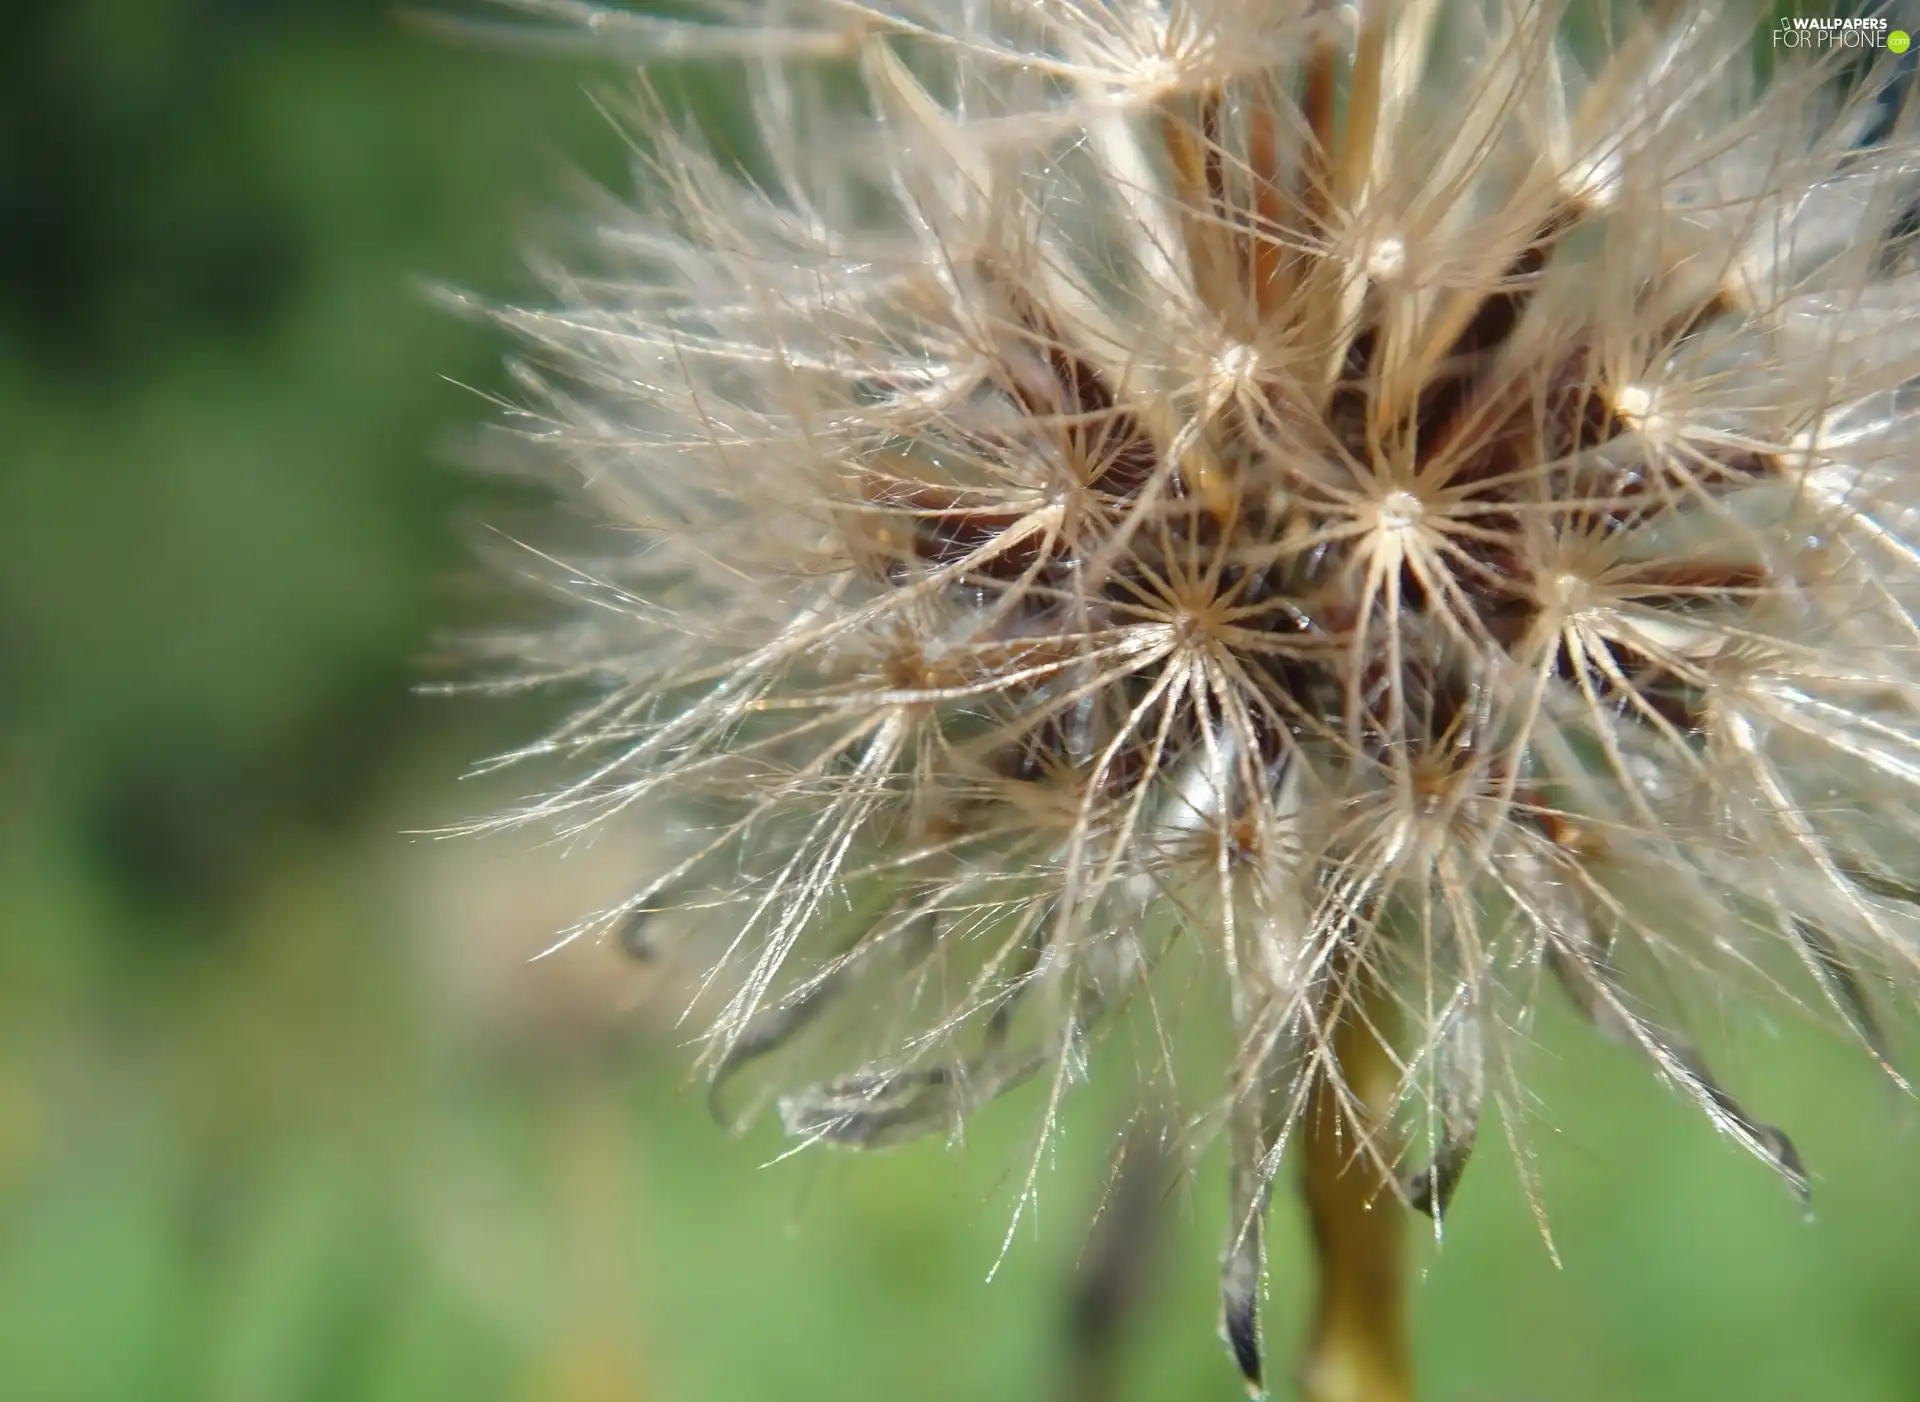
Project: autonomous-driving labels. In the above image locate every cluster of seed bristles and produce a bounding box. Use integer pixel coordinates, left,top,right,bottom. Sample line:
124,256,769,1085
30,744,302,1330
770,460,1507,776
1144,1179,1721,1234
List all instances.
463,2,1920,1391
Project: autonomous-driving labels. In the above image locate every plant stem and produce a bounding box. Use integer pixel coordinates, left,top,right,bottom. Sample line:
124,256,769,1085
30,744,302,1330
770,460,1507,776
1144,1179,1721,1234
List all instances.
1297,967,1412,1402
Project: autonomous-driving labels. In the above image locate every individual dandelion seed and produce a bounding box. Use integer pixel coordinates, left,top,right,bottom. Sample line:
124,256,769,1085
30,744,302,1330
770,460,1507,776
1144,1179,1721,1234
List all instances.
452,2,1920,1398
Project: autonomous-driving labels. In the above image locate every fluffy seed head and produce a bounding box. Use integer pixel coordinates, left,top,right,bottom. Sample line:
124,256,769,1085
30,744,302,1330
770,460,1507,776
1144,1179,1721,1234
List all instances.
464,1,1920,1387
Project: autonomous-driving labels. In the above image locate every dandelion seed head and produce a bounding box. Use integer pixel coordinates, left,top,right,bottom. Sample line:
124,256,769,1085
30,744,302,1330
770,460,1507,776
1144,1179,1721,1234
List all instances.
463,0,1920,1389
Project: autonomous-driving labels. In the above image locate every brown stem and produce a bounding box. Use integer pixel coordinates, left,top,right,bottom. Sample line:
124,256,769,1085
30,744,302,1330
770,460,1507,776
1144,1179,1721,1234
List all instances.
1298,968,1413,1402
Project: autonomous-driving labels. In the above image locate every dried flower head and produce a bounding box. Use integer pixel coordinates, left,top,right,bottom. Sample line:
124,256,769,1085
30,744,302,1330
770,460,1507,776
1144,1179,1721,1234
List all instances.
460,2,1920,1394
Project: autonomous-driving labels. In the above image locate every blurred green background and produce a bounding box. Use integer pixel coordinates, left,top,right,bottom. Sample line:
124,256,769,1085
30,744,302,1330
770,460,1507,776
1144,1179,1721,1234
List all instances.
4,3,1920,1399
